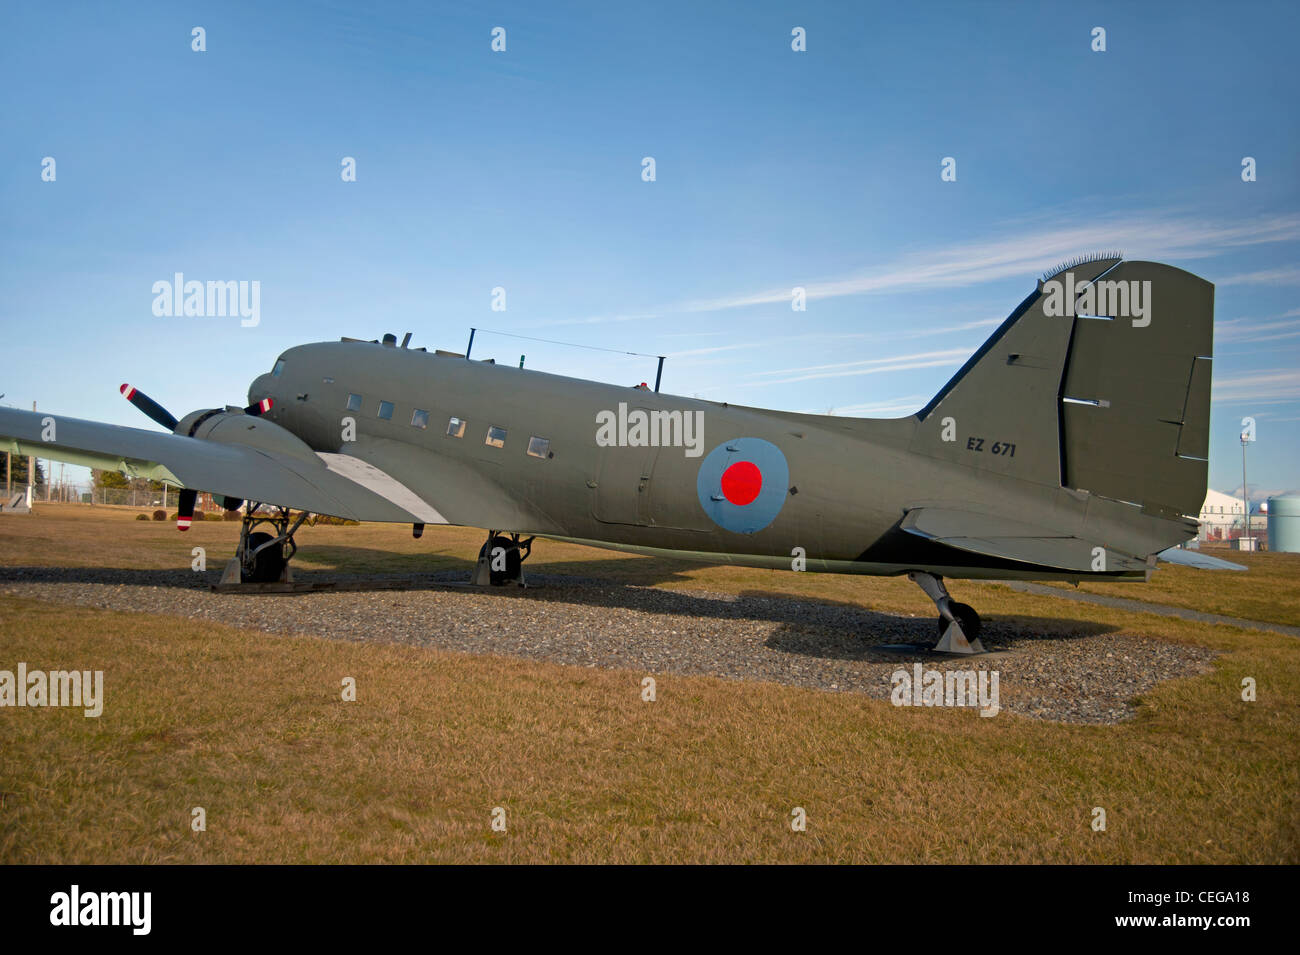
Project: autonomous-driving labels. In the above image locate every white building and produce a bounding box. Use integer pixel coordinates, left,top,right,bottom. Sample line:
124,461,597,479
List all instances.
1198,489,1265,540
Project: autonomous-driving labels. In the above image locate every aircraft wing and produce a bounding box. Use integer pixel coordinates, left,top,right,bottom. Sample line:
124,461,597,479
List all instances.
900,506,1148,573
0,407,455,525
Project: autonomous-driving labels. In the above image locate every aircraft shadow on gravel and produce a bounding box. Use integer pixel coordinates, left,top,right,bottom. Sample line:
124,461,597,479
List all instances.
0,562,1117,661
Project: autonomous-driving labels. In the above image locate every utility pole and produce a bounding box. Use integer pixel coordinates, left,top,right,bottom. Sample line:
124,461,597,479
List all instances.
1240,416,1257,546
27,401,35,508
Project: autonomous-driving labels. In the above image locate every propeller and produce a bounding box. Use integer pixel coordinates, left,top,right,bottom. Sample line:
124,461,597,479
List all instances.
119,383,178,431
120,384,272,426
119,383,274,530
176,488,197,531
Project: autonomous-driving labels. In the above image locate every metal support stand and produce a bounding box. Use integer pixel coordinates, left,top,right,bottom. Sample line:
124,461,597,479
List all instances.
908,571,985,654
232,503,307,583
472,530,532,587
471,529,496,586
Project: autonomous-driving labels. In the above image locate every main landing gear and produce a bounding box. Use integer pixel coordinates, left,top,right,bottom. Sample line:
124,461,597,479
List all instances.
218,502,308,585
472,530,534,587
907,571,985,654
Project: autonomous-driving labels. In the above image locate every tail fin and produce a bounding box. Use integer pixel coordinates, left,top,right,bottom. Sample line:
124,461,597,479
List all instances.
912,256,1213,519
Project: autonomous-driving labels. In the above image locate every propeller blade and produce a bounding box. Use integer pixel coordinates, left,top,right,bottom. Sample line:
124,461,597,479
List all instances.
244,397,273,417
120,384,179,431
177,488,197,531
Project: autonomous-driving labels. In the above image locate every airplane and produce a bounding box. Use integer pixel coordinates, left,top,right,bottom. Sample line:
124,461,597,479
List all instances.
0,254,1244,654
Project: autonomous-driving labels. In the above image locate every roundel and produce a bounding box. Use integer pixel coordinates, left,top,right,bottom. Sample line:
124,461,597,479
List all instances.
696,437,790,534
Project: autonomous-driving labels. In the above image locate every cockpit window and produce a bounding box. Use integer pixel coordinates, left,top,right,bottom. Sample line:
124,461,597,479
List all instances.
346,393,362,411
272,359,286,377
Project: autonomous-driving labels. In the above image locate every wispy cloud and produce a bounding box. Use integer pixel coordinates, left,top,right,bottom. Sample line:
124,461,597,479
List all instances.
680,213,1300,314
820,317,1003,345
666,342,762,358
536,211,1300,328
746,348,970,386
656,330,728,339
797,395,928,417
1216,309,1300,343
1212,369,1300,404
1217,266,1300,287
750,348,971,377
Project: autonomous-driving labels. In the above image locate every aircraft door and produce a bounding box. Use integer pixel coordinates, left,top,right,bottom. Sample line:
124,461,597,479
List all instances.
592,445,657,526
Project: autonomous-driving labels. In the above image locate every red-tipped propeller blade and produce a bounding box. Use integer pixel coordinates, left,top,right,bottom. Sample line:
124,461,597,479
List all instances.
120,383,179,431
176,488,197,531
244,397,273,417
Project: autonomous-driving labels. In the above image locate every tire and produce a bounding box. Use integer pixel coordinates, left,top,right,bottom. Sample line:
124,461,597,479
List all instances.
938,602,981,642
243,531,287,583
481,534,521,585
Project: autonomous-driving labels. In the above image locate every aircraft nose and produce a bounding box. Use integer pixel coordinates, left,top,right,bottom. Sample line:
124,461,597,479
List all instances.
248,373,274,407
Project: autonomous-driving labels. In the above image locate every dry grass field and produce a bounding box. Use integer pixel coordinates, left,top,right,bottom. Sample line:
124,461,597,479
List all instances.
1040,550,1300,628
1,504,1297,863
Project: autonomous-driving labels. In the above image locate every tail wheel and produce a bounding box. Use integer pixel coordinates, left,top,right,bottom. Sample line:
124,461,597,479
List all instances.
938,602,982,641
243,531,287,583
481,534,522,585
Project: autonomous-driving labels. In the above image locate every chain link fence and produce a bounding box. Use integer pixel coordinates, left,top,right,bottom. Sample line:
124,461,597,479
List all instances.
3,480,190,508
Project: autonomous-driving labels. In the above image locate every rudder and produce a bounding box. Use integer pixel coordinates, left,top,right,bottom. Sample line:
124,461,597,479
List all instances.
1057,260,1213,519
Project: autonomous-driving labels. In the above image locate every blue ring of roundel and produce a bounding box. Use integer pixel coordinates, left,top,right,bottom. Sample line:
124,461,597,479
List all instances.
695,437,790,534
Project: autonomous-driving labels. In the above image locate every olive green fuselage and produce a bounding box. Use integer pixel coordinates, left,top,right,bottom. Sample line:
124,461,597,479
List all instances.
250,341,1177,581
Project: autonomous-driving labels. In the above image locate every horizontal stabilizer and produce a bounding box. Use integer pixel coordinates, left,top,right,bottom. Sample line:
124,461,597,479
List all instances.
1157,547,1247,571
901,506,1146,573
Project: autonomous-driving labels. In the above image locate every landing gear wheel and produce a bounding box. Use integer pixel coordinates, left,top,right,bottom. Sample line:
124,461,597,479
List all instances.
480,534,522,586
938,602,981,642
243,531,287,583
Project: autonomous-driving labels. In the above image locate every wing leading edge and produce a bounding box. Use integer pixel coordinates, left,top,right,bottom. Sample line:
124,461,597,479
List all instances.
0,407,435,524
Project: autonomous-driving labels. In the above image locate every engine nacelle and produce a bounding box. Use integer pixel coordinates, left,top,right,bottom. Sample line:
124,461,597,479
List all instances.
177,408,321,466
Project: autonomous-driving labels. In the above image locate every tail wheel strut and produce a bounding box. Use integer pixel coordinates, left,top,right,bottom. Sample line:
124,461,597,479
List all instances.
907,571,986,654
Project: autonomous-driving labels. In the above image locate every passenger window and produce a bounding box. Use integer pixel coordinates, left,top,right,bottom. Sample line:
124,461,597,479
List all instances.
411,409,429,429
346,393,362,411
485,426,507,449
272,359,286,377
447,416,466,438
378,400,394,420
527,436,550,458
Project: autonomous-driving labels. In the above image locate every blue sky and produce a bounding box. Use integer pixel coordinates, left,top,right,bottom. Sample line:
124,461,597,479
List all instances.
2,0,1298,499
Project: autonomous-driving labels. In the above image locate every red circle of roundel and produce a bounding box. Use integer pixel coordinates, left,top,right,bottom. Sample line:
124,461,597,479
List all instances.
720,461,762,506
